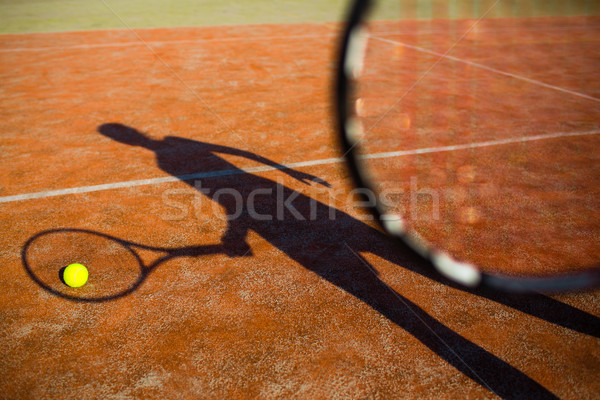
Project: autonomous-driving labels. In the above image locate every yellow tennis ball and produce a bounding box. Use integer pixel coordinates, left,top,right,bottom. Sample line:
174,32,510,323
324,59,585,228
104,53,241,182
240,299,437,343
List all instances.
63,263,88,288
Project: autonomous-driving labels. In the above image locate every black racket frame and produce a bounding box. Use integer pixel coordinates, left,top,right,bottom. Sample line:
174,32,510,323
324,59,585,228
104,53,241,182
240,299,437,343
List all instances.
334,0,600,292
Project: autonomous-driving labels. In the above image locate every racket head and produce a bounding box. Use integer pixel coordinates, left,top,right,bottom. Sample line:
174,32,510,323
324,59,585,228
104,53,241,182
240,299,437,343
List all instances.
335,0,600,292
22,228,146,302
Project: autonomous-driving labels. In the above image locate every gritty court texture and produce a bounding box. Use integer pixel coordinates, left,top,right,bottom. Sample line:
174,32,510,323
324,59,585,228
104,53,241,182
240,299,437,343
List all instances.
1,2,599,399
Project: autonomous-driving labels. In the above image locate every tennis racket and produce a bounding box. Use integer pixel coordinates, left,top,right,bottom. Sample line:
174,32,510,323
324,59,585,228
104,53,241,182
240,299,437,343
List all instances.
335,0,600,291
22,228,226,302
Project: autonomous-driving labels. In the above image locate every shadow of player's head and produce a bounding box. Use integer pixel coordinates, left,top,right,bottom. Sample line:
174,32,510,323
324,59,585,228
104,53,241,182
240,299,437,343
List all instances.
98,123,158,149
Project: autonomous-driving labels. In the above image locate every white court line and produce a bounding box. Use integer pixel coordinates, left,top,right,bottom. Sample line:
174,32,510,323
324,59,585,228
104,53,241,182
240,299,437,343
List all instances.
1,129,598,204
0,20,338,37
2,21,597,53
0,33,337,53
371,35,600,103
0,158,342,204
360,129,600,160
376,24,600,36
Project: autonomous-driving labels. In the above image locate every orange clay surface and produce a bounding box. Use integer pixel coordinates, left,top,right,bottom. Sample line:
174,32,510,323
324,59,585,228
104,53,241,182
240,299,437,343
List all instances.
1,19,599,399
357,17,600,276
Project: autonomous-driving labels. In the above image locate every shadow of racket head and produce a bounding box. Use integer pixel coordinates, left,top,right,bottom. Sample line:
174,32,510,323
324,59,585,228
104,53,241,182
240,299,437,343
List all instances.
22,228,149,302
22,228,223,302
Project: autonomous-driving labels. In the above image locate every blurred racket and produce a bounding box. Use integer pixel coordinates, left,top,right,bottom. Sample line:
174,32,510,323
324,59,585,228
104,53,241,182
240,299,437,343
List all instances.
335,0,600,291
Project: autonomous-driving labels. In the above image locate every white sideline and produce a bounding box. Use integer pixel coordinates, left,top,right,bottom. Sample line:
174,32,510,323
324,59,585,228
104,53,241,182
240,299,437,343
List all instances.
1,129,598,204
371,35,600,103
0,33,338,53
360,129,600,160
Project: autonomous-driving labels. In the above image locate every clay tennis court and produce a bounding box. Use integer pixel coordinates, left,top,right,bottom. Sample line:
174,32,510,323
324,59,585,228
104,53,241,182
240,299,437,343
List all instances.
1,1,599,398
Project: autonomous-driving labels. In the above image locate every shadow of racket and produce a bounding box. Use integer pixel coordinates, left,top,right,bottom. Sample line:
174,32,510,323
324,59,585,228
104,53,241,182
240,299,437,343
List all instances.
22,228,228,302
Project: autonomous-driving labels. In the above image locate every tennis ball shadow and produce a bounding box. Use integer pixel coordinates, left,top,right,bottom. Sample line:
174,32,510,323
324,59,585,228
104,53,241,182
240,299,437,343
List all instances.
58,266,67,286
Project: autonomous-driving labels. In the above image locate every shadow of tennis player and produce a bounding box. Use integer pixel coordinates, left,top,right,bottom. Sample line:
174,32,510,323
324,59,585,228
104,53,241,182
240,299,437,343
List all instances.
92,123,600,398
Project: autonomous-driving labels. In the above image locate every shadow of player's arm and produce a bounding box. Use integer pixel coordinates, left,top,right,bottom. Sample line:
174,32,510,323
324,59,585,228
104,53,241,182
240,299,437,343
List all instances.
206,142,330,187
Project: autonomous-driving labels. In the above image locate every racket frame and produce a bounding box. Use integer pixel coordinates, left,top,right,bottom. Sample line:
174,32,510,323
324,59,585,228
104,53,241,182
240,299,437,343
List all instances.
334,0,600,292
